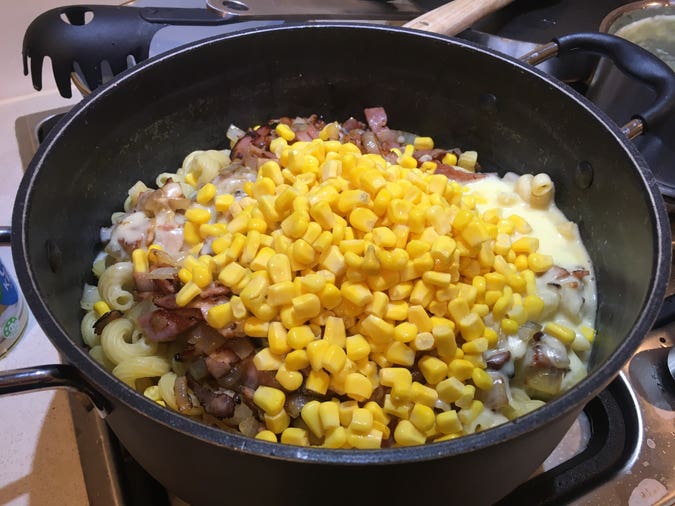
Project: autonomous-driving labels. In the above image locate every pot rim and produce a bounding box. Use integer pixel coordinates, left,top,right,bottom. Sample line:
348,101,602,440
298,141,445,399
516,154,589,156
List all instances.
13,22,672,465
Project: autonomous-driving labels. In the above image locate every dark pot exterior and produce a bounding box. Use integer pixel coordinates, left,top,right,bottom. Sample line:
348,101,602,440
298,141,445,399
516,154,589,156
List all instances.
12,24,670,505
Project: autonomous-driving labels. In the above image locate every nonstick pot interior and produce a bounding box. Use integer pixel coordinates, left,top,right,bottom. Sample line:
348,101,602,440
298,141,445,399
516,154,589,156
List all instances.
13,23,670,505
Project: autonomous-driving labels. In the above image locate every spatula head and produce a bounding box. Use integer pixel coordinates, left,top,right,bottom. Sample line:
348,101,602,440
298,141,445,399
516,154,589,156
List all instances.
22,5,165,98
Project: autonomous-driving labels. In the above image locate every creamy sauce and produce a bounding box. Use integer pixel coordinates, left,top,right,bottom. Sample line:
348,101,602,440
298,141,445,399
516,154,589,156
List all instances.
106,211,151,260
615,15,675,71
467,175,592,271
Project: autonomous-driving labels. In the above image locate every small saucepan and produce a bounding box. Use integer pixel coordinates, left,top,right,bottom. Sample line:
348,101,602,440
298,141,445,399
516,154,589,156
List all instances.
585,0,675,203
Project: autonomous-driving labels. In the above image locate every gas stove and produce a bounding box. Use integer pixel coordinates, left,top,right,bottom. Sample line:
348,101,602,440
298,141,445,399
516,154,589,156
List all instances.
13,1,675,504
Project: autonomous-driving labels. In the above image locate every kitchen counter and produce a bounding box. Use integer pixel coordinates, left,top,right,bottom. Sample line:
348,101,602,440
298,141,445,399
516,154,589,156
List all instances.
0,1,117,504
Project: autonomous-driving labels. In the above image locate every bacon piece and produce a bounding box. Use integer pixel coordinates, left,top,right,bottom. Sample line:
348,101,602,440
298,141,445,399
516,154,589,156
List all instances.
572,268,590,280
134,272,155,293
205,347,240,379
138,308,201,342
342,117,366,131
153,294,179,309
199,285,231,299
363,106,399,150
434,164,487,182
364,106,388,132
187,375,238,419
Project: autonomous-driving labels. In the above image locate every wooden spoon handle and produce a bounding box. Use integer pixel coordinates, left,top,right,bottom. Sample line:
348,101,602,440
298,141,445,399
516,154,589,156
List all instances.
403,0,515,35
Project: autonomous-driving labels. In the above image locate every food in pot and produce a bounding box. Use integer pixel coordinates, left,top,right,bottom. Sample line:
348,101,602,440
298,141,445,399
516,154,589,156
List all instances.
80,107,597,448
612,14,675,71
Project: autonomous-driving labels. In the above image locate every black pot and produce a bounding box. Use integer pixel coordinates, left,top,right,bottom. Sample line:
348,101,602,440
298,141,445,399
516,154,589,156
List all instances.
4,24,674,505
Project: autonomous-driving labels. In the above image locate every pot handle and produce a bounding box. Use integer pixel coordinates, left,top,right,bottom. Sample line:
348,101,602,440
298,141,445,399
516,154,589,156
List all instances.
521,32,675,139
0,364,111,417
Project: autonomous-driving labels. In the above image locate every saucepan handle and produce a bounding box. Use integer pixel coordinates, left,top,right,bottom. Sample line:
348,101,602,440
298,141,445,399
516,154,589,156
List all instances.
0,364,111,417
520,32,675,139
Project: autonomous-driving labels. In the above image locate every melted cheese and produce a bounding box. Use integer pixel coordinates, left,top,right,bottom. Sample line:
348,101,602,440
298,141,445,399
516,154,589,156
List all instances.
466,174,591,270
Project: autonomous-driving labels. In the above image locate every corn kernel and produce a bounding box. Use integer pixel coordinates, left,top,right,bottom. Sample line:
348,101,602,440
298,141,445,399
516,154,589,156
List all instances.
350,407,374,433
581,325,596,343
244,317,270,338
264,409,290,434
436,410,462,434
385,341,416,367
322,426,348,448
253,385,286,415
131,249,148,273
93,301,111,317
436,376,466,403
196,183,217,205
255,430,278,443
253,347,283,371
343,334,369,362
300,400,323,438
340,281,373,307
410,403,436,432
175,281,201,307
306,369,330,395
410,381,438,407
528,252,554,273
462,337,488,354
275,123,296,141
394,419,426,446
344,372,373,402
418,355,448,385
322,344,347,374
384,300,408,321
349,207,378,233
360,314,395,344
459,400,484,425
215,193,235,213
318,283,342,309
472,368,494,390
287,325,316,349
290,293,321,320
275,365,303,391
544,321,577,346
458,312,485,341
447,359,474,381
229,295,247,320
284,349,309,371
317,401,340,433
280,427,310,446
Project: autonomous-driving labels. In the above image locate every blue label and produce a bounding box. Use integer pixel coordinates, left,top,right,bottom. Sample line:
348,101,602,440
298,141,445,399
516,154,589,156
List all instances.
0,261,19,306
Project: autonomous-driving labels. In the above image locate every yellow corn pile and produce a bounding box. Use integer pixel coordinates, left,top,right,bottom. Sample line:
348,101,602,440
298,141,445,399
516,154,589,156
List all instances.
133,123,568,448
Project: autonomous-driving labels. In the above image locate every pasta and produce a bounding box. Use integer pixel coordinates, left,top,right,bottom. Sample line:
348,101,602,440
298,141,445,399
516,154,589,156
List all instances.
112,356,171,388
80,107,597,448
100,318,158,365
97,262,135,311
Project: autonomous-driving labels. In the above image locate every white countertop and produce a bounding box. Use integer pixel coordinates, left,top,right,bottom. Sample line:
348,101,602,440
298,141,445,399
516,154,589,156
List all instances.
0,1,116,504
